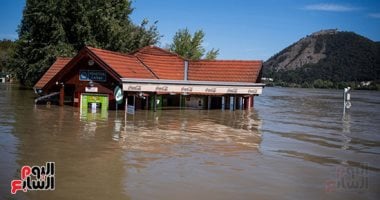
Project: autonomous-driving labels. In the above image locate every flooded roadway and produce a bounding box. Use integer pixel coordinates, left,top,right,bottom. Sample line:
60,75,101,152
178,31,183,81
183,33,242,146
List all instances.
0,84,379,199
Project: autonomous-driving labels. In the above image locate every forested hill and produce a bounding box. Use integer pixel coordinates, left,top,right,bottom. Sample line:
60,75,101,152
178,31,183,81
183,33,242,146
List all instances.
263,30,380,89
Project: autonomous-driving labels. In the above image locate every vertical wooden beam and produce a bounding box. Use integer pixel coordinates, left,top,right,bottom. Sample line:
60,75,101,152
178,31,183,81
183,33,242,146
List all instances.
59,85,64,106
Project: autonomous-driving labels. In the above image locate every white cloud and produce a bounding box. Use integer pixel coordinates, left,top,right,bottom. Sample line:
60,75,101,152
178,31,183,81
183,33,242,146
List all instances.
369,13,380,18
304,3,356,12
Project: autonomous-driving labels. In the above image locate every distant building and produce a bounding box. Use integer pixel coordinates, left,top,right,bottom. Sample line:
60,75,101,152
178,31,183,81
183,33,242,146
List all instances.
34,46,264,113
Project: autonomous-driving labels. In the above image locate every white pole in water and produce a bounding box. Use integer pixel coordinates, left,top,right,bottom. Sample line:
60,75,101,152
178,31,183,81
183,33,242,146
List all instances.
343,87,351,117
124,95,128,125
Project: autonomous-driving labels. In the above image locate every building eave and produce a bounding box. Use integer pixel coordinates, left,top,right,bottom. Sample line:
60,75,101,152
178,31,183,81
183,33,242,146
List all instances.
121,78,265,87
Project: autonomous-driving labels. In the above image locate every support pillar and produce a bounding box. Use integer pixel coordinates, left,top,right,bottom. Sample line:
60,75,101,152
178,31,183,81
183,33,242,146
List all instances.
221,96,225,110
230,96,234,111
133,95,136,112
124,95,128,121
234,95,237,110
239,96,243,110
207,96,211,110
59,85,64,106
145,95,149,110
247,95,254,109
179,95,182,109
244,97,249,110
153,93,157,112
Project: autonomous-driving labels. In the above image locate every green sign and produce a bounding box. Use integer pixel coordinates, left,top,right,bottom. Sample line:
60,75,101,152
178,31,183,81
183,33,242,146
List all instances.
114,86,123,104
80,94,109,119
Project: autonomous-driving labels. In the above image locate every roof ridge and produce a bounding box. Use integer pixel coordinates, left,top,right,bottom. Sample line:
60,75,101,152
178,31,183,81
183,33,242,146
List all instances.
192,59,263,62
86,46,134,58
133,45,185,59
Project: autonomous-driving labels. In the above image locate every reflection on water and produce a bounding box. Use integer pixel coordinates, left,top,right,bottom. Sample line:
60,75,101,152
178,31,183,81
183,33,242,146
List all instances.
0,84,380,199
111,110,262,156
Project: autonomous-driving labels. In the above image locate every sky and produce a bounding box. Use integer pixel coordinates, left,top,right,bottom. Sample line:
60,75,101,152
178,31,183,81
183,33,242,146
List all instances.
0,0,379,61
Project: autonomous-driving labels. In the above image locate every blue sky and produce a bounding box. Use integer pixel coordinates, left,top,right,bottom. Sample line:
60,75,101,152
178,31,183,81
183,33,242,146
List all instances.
0,0,379,60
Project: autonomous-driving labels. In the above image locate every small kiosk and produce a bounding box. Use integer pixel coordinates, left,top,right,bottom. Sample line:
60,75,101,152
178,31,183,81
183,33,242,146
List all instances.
34,46,264,114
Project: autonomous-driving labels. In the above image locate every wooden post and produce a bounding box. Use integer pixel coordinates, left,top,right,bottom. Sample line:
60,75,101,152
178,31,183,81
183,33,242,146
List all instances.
59,85,64,106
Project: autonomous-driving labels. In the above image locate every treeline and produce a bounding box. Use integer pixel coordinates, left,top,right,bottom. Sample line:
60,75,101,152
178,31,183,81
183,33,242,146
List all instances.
2,0,219,87
4,0,160,87
264,31,380,90
0,39,15,73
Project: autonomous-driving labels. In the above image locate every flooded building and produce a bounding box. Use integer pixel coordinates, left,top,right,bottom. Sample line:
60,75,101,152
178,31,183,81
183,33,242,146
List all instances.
34,46,264,113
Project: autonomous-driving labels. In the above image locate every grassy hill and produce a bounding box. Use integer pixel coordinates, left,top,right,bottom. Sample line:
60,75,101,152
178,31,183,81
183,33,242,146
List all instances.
263,30,380,89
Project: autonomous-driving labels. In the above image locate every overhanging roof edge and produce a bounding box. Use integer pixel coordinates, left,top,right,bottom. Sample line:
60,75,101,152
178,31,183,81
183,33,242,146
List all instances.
121,78,265,87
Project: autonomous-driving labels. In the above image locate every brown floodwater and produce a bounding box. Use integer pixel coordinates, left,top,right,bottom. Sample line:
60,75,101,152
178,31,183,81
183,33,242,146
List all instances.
0,84,379,200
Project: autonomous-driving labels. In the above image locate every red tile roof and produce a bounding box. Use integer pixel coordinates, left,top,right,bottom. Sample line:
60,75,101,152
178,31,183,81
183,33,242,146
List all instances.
35,46,262,90
134,46,185,80
188,60,262,83
87,47,157,79
34,57,71,89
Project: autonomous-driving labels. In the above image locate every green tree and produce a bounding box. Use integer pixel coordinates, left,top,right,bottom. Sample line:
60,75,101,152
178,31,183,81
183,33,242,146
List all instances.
169,28,219,60
12,0,160,87
0,39,16,73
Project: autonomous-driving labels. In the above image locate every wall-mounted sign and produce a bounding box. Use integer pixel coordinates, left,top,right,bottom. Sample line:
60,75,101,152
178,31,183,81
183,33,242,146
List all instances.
127,105,135,114
85,87,98,92
127,85,141,91
205,88,216,93
80,94,109,119
181,87,193,92
155,86,168,92
114,86,123,104
227,88,238,93
248,89,257,94
79,70,106,82
122,83,263,95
